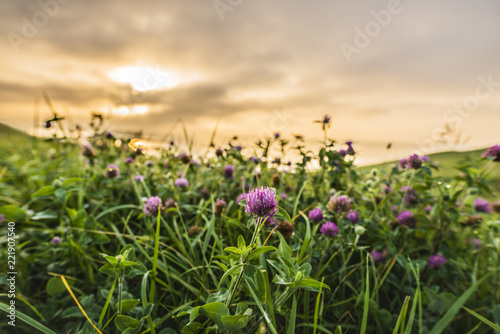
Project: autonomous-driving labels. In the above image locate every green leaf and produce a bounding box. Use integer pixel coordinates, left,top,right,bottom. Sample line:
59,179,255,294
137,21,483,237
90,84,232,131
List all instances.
99,263,117,277
238,234,246,250
247,246,277,261
277,232,292,260
55,189,67,204
46,276,66,297
429,275,490,334
221,315,250,332
276,206,292,223
0,302,57,334
199,302,230,329
118,260,140,270
114,314,140,332
102,254,118,267
31,210,58,220
287,294,298,334
224,247,242,255
31,186,56,198
218,264,245,290
0,205,27,222
114,299,139,314
61,177,82,189
243,265,267,305
207,289,230,304
293,276,331,291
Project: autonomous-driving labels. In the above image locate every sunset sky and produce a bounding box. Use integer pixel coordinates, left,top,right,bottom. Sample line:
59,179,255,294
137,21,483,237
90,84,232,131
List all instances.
1,0,500,164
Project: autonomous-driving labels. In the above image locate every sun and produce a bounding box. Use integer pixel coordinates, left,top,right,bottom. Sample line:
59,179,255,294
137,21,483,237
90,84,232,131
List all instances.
109,66,180,92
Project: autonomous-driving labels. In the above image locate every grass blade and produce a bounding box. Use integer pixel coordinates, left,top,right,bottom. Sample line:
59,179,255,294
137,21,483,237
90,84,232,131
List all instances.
313,277,325,334
429,274,490,334
462,306,500,332
0,302,56,334
287,293,298,334
393,296,411,334
360,255,370,334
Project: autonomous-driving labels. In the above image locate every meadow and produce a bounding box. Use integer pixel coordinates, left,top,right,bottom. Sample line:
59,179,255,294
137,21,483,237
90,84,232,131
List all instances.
0,117,499,334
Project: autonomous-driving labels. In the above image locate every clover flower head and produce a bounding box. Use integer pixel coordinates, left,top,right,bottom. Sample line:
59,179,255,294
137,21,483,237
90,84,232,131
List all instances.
427,254,447,269
144,196,162,217
320,222,338,237
308,208,324,223
397,210,416,228
245,186,278,218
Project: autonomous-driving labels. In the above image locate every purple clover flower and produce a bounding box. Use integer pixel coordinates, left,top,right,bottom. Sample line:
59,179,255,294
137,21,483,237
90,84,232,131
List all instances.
214,198,227,216
106,132,113,139
146,160,154,167
144,196,163,217
223,165,234,179
383,185,394,195
134,175,145,182
308,208,324,223
346,210,359,223
320,222,338,237
482,145,500,162
425,205,432,213
370,250,386,263
338,149,347,157
274,132,280,139
175,177,189,188
402,186,418,205
82,142,95,158
250,156,260,164
327,195,352,213
322,115,331,124
398,158,408,169
474,198,492,213
105,164,119,178
427,254,447,269
125,157,134,164
407,154,423,169
245,186,278,218
346,141,355,155
265,217,279,227
50,237,61,245
397,210,416,228
473,238,481,249
279,192,288,200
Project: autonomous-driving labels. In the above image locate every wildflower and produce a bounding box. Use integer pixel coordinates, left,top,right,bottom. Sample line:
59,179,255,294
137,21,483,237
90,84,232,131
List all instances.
272,173,281,187
105,164,119,178
223,165,234,179
475,198,491,213
250,156,259,164
397,210,416,228
472,238,481,249
165,198,177,210
265,217,279,227
338,149,347,157
125,157,134,164
320,222,338,237
215,147,224,157
402,186,418,205
144,196,162,217
407,154,423,169
163,159,169,168
50,237,61,245
322,115,331,124
274,132,280,139
214,198,227,216
237,193,248,204
146,160,154,167
346,210,359,223
106,132,113,139
82,142,95,158
482,145,500,162
135,147,144,156
134,175,145,182
370,250,386,263
327,195,352,213
44,120,51,128
279,192,287,200
181,152,192,164
463,215,483,227
277,220,294,238
391,205,398,213
427,254,447,269
346,141,355,155
175,177,189,188
245,186,278,218
424,205,432,213
201,187,210,199
308,208,324,223
188,226,202,237
398,158,408,169
383,185,394,195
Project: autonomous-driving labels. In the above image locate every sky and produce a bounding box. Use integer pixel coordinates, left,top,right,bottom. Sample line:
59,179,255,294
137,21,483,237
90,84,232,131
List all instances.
1,0,500,164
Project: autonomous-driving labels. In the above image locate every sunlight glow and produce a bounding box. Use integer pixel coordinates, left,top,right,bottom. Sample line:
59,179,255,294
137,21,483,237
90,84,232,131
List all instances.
109,66,180,91
113,105,149,116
